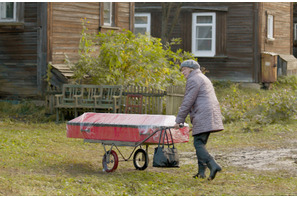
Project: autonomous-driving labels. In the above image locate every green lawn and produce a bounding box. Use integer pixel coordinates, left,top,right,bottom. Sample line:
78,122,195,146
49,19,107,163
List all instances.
1,120,297,196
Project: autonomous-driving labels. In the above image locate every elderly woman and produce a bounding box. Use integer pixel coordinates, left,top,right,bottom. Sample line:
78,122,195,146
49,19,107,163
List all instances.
174,59,224,180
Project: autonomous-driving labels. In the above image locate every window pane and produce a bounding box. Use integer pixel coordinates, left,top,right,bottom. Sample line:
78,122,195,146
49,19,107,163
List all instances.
295,23,297,40
104,2,111,11
6,2,14,18
135,27,147,35
197,40,212,51
104,2,111,24
0,2,14,19
196,26,212,39
196,16,212,23
192,13,216,56
135,16,148,24
267,15,274,38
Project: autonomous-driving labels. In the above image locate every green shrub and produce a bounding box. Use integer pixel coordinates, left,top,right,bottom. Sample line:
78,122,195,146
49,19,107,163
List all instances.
219,83,297,125
219,84,250,123
254,90,297,124
66,21,195,90
273,75,297,90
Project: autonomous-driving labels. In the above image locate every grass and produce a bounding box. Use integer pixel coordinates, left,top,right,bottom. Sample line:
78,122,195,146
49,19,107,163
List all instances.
1,76,297,195
1,120,297,195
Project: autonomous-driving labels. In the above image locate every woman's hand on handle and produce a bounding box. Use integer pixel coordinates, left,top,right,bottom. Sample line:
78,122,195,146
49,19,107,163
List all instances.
174,123,183,129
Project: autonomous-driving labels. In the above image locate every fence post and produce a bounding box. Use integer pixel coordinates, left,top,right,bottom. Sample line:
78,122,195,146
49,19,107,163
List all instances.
165,85,185,115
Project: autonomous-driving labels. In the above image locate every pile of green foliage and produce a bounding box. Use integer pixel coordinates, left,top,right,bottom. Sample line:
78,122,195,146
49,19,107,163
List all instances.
217,75,297,125
66,21,195,90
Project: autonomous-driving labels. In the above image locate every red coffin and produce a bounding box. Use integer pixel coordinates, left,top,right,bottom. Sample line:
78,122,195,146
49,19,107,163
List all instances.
67,113,189,144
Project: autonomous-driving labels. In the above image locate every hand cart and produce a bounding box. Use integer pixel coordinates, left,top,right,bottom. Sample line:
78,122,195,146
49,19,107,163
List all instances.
67,113,189,172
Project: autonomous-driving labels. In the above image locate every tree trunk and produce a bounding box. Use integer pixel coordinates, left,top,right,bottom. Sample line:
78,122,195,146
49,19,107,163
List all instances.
161,2,183,45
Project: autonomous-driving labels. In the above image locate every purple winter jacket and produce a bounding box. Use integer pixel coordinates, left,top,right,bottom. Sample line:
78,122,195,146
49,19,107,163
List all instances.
175,69,224,135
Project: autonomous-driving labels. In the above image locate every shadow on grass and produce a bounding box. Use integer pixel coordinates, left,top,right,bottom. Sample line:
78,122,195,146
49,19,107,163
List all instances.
46,159,144,178
46,161,106,177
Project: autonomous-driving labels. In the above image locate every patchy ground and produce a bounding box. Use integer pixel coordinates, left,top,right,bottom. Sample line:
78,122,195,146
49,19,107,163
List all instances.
179,142,297,176
219,148,297,173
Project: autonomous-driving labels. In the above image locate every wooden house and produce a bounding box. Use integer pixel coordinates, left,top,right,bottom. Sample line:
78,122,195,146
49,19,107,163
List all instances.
293,3,297,58
135,2,296,83
0,2,135,99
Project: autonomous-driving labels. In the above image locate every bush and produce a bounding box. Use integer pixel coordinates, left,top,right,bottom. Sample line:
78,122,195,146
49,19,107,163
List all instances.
66,21,195,90
253,90,297,124
219,80,297,125
273,75,297,90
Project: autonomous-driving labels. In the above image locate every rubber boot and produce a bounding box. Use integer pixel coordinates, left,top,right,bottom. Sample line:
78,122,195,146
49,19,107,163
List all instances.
207,159,222,180
193,133,211,179
193,164,206,179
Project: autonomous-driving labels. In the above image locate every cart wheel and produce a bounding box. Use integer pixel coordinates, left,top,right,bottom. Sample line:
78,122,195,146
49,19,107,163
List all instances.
102,150,118,173
133,148,148,170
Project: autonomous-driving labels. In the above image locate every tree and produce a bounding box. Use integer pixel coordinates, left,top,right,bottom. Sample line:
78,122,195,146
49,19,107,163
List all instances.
161,2,183,45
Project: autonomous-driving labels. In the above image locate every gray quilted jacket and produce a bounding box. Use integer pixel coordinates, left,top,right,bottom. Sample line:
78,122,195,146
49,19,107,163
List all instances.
175,69,224,135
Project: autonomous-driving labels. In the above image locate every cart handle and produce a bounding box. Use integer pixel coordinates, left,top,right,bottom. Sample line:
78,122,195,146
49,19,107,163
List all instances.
166,124,184,129
134,124,184,148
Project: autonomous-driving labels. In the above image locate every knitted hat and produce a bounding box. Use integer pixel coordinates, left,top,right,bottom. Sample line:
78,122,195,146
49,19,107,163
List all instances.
180,59,200,70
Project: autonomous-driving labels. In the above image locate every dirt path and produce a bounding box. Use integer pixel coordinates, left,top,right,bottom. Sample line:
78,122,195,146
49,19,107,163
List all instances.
179,147,297,175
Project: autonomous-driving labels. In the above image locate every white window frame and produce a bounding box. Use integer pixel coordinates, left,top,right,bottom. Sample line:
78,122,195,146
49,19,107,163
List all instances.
134,13,151,35
0,2,17,22
294,23,297,41
267,14,274,40
192,12,216,57
103,2,112,26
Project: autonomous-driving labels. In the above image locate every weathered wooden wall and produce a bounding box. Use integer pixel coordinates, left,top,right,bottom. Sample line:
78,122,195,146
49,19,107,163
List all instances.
114,3,134,31
136,2,258,82
0,3,39,98
259,2,292,55
48,2,134,65
0,2,134,99
136,2,293,83
48,2,100,65
193,2,257,82
293,4,297,58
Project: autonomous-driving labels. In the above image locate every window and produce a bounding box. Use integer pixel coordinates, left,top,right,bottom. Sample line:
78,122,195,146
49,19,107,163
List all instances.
294,23,297,41
103,2,113,26
134,13,151,35
192,13,216,57
0,2,16,22
267,14,274,39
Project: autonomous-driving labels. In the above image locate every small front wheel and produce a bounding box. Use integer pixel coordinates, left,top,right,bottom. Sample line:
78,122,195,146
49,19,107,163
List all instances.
133,148,148,170
102,150,118,172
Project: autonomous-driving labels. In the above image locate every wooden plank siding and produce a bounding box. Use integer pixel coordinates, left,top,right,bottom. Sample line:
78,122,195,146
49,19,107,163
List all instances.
136,2,292,83
136,2,258,82
48,2,101,64
1,2,134,99
48,2,134,65
184,3,256,82
293,4,297,58
0,2,39,98
259,2,292,54
117,3,133,30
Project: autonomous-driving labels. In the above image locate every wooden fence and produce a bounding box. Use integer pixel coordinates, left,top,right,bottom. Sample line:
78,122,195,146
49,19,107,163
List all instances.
122,85,166,114
46,85,185,116
46,85,169,115
45,85,61,115
165,85,185,115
